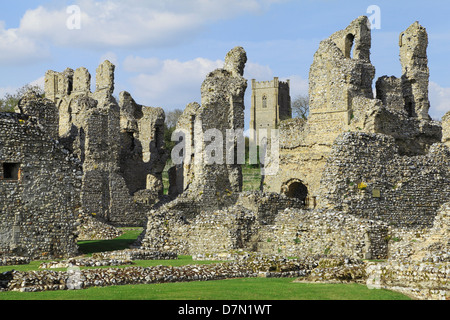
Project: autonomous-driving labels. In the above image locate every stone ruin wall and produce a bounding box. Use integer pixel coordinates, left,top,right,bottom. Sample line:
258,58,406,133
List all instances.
168,47,247,210
318,132,450,229
45,61,168,227
0,95,82,259
139,190,390,261
138,39,446,262
263,16,442,208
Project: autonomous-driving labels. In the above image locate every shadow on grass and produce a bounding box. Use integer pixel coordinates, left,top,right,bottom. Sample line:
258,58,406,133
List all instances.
77,228,143,256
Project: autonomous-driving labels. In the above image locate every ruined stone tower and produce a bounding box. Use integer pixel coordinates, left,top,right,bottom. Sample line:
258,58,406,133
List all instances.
169,47,248,204
44,61,168,227
263,16,442,208
250,77,291,144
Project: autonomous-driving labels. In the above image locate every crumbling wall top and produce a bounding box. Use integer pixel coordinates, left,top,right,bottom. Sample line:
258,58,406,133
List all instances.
223,46,247,77
328,15,372,61
95,60,115,95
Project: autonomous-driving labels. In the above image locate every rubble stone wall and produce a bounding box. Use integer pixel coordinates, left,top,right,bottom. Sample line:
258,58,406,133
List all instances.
45,61,168,227
0,111,81,259
318,132,450,228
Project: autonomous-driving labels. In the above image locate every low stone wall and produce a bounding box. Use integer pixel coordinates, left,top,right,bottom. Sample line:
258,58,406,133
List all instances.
1,255,323,293
255,209,389,260
0,256,30,267
140,192,390,260
39,258,132,269
366,261,449,300
92,249,177,261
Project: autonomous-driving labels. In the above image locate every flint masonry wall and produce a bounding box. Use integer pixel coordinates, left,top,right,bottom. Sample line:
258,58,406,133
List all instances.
0,109,81,260
256,209,389,260
168,47,247,209
45,61,168,227
139,190,389,260
318,132,450,229
263,17,442,204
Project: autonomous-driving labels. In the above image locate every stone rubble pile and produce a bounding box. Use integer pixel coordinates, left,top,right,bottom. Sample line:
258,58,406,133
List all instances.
0,256,31,267
76,210,124,241
92,249,177,261
39,258,133,269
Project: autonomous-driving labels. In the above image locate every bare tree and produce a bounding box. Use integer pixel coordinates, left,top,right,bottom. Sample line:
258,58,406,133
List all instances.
165,108,184,129
291,94,309,120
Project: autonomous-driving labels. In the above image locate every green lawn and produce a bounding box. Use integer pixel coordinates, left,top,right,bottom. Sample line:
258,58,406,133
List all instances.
0,278,409,300
0,226,411,301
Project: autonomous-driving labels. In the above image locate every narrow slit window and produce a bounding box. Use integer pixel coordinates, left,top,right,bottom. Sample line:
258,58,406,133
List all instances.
3,163,21,180
262,95,267,108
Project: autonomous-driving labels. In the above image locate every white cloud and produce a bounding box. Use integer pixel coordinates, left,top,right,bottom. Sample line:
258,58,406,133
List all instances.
287,74,309,97
0,0,285,65
244,62,273,80
0,21,50,65
99,52,119,67
124,55,280,113
15,0,285,51
429,81,450,120
123,56,163,73
127,57,223,109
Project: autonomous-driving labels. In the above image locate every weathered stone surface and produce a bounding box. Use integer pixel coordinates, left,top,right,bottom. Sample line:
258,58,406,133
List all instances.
263,16,442,207
0,111,81,260
443,111,450,147
168,47,247,206
44,61,168,227
400,21,430,120
318,132,450,228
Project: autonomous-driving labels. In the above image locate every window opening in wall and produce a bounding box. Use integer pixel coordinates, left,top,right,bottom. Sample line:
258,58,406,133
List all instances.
3,163,21,180
262,95,267,108
405,102,414,118
345,34,355,59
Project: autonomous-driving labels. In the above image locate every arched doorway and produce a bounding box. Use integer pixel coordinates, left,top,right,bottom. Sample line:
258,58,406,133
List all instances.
282,179,308,205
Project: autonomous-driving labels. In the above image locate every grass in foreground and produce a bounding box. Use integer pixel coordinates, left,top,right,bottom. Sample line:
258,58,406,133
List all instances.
0,278,410,300
0,228,410,301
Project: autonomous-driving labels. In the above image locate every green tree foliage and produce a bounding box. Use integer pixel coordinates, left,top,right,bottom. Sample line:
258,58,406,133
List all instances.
0,84,45,113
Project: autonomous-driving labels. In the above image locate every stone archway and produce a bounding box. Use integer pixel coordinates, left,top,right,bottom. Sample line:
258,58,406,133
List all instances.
282,179,308,205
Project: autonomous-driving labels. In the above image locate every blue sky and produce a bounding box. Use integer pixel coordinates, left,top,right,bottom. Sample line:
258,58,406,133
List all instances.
0,0,449,125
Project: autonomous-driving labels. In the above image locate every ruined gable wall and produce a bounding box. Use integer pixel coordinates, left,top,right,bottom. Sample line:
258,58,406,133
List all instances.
263,17,377,201
318,132,450,228
119,91,168,197
170,47,247,208
307,16,375,146
264,17,441,200
0,113,81,259
400,22,430,120
44,61,166,227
